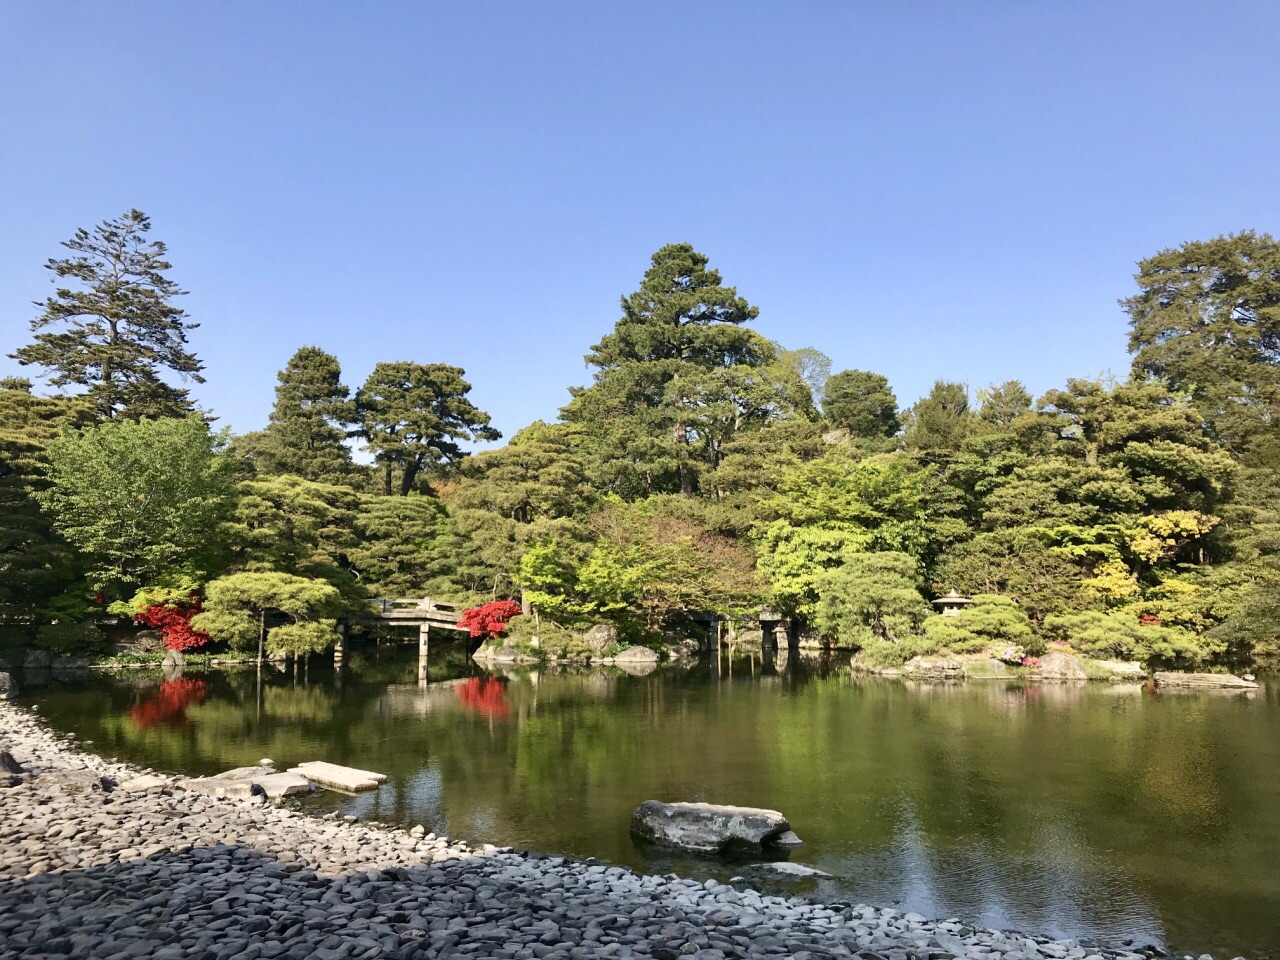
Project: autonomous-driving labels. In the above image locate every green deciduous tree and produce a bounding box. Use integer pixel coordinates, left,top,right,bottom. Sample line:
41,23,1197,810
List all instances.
36,416,235,593
9,210,203,420
822,369,900,439
519,500,761,634
354,361,500,496
934,530,1081,625
752,451,931,615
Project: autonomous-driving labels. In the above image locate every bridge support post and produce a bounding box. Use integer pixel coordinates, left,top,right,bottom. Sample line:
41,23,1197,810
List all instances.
334,624,346,664
418,624,430,688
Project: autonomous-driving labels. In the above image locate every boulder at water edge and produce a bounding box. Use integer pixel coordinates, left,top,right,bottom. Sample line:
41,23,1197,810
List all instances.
630,800,797,854
583,623,619,655
1036,651,1088,681
0,670,16,701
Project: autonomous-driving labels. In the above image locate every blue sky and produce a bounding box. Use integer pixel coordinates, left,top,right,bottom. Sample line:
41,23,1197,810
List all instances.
2,2,1277,442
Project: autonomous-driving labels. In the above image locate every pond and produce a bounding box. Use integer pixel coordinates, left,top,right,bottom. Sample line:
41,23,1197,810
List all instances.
14,645,1280,959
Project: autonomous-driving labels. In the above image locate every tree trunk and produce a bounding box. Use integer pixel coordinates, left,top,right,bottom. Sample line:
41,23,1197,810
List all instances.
257,610,265,665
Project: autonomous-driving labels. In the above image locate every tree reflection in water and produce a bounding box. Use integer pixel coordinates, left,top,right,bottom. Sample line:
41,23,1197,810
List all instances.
455,676,508,718
129,678,209,730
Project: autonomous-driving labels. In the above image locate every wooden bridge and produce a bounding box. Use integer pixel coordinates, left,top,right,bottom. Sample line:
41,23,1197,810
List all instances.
336,597,470,663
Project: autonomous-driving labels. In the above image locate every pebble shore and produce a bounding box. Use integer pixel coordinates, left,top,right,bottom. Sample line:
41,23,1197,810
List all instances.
0,702,1233,960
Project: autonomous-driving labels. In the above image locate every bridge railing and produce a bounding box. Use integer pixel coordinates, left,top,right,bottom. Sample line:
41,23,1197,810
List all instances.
367,597,458,615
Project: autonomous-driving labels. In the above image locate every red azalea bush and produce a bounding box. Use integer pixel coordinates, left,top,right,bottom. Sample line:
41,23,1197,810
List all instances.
135,598,211,651
458,599,522,639
1138,613,1163,627
129,678,209,730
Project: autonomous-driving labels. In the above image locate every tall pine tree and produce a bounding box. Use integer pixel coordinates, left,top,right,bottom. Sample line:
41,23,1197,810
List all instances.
562,243,778,497
238,347,356,483
353,361,500,496
10,210,203,420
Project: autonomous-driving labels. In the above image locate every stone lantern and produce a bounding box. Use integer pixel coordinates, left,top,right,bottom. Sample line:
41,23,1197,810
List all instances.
931,590,973,617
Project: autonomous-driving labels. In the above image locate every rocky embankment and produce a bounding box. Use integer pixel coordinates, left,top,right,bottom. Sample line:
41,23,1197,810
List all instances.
0,702,1235,960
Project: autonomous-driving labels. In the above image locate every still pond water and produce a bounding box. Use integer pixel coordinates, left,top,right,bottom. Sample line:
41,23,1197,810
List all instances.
17,646,1280,959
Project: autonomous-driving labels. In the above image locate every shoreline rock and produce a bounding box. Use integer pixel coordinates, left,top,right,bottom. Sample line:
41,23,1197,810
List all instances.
0,700,1229,960
630,800,796,854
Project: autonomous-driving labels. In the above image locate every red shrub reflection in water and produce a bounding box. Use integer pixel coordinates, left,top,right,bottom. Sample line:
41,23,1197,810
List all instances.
456,676,509,718
129,678,209,731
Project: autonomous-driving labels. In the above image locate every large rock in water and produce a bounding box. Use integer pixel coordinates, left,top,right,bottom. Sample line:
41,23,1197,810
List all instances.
630,800,795,854
0,670,16,700
1154,671,1258,689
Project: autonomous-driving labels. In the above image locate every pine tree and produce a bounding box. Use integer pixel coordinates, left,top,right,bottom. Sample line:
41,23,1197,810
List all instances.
1125,231,1280,463
9,210,203,420
822,370,900,439
240,347,356,483
353,361,500,496
562,243,780,497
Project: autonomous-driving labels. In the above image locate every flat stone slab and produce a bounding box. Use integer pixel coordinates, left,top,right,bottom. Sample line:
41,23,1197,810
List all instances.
630,800,795,855
1154,671,1258,689
179,770,312,800
289,761,386,793
117,774,171,793
757,861,831,878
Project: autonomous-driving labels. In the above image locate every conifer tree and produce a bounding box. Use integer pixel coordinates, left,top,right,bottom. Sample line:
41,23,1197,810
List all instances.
1125,231,1280,463
562,243,780,496
353,361,500,496
241,346,356,483
9,210,203,420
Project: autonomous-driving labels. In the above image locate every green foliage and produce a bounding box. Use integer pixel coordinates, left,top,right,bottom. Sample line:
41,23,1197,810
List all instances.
107,576,205,618
8,209,202,420
1125,231,1280,463
225,474,359,577
35,620,107,656
519,500,762,634
349,495,461,597
0,382,94,620
37,416,236,593
1041,611,1215,669
753,451,931,614
354,361,500,496
977,381,1033,428
235,347,357,483
922,595,1033,654
561,243,811,498
934,530,1082,625
192,571,343,654
813,551,929,646
903,381,975,452
822,369,900,439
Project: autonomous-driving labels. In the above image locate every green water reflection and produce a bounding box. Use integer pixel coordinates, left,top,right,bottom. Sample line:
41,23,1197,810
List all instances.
18,647,1280,958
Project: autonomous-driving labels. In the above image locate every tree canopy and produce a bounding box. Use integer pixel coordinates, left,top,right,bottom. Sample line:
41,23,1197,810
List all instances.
9,210,203,420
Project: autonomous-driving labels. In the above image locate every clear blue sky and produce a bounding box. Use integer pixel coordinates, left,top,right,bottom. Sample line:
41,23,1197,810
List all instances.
2,2,1277,441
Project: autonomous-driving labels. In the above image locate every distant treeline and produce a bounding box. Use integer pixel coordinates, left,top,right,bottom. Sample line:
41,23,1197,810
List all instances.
3,210,1278,668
